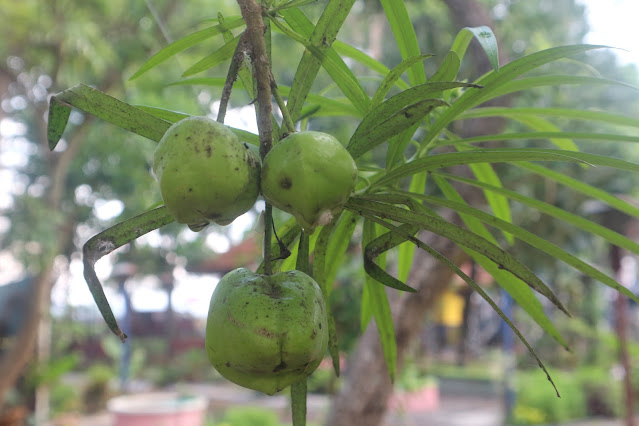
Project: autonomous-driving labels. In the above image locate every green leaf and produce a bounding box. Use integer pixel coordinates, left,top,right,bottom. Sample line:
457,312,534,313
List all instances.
324,210,359,294
421,45,609,152
333,40,394,77
347,198,569,316
83,207,175,341
371,54,434,108
428,177,567,347
273,14,369,115
430,51,461,82
182,33,242,77
518,162,639,220
451,26,499,72
47,97,72,150
49,84,171,147
396,172,428,282
459,107,639,130
455,144,514,244
379,0,426,85
374,148,590,188
404,187,639,304
313,220,341,376
348,99,448,159
485,75,639,101
362,219,397,382
134,105,259,146
362,213,560,396
277,1,359,121
443,131,639,147
365,223,419,293
437,171,639,255
129,17,245,80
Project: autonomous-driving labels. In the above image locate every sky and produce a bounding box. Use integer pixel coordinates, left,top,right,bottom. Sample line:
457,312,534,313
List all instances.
2,0,639,320
581,0,639,65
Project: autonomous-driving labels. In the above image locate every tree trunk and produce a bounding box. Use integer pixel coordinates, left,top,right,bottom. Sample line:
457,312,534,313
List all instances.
326,1,508,424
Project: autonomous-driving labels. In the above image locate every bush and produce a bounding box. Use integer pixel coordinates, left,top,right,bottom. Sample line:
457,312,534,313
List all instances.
513,366,623,424
217,406,280,426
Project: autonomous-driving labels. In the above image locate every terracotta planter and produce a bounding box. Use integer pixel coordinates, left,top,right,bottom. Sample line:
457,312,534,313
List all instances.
389,384,440,413
107,392,207,426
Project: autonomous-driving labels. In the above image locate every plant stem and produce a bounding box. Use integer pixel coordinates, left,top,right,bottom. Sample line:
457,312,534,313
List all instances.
217,34,246,123
236,0,275,274
296,233,310,275
236,0,273,159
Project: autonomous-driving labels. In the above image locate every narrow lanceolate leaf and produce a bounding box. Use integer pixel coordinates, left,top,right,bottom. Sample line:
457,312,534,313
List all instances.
430,51,461,82
313,220,341,376
134,105,260,146
428,178,567,349
484,75,639,102
83,207,175,342
362,214,560,396
455,144,513,244
129,17,245,80
421,45,609,152
379,0,426,85
459,107,639,130
272,14,369,115
278,1,358,121
436,171,639,256
49,85,171,148
362,220,398,382
451,26,499,72
405,189,639,304
47,97,72,150
356,82,474,142
442,131,639,146
371,54,434,108
374,148,590,188
333,40,395,77
518,162,639,220
365,222,419,292
346,198,569,316
348,99,448,159
182,33,242,77
397,172,428,282
324,210,359,294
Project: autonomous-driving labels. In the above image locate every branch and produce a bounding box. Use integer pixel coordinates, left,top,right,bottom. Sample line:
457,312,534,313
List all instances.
236,0,273,159
236,0,275,274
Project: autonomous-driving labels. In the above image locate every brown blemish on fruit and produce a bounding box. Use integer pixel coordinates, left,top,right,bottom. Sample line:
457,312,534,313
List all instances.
206,145,212,157
280,176,292,189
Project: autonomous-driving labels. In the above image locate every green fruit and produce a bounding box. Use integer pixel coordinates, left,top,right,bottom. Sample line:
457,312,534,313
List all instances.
261,131,358,233
206,268,328,395
153,116,260,230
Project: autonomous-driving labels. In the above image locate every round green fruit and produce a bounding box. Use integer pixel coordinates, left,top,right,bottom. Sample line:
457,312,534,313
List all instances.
205,268,328,395
152,116,260,230
261,131,358,233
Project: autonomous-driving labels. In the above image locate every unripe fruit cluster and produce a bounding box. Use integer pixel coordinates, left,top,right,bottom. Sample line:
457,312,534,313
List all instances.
152,117,357,394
